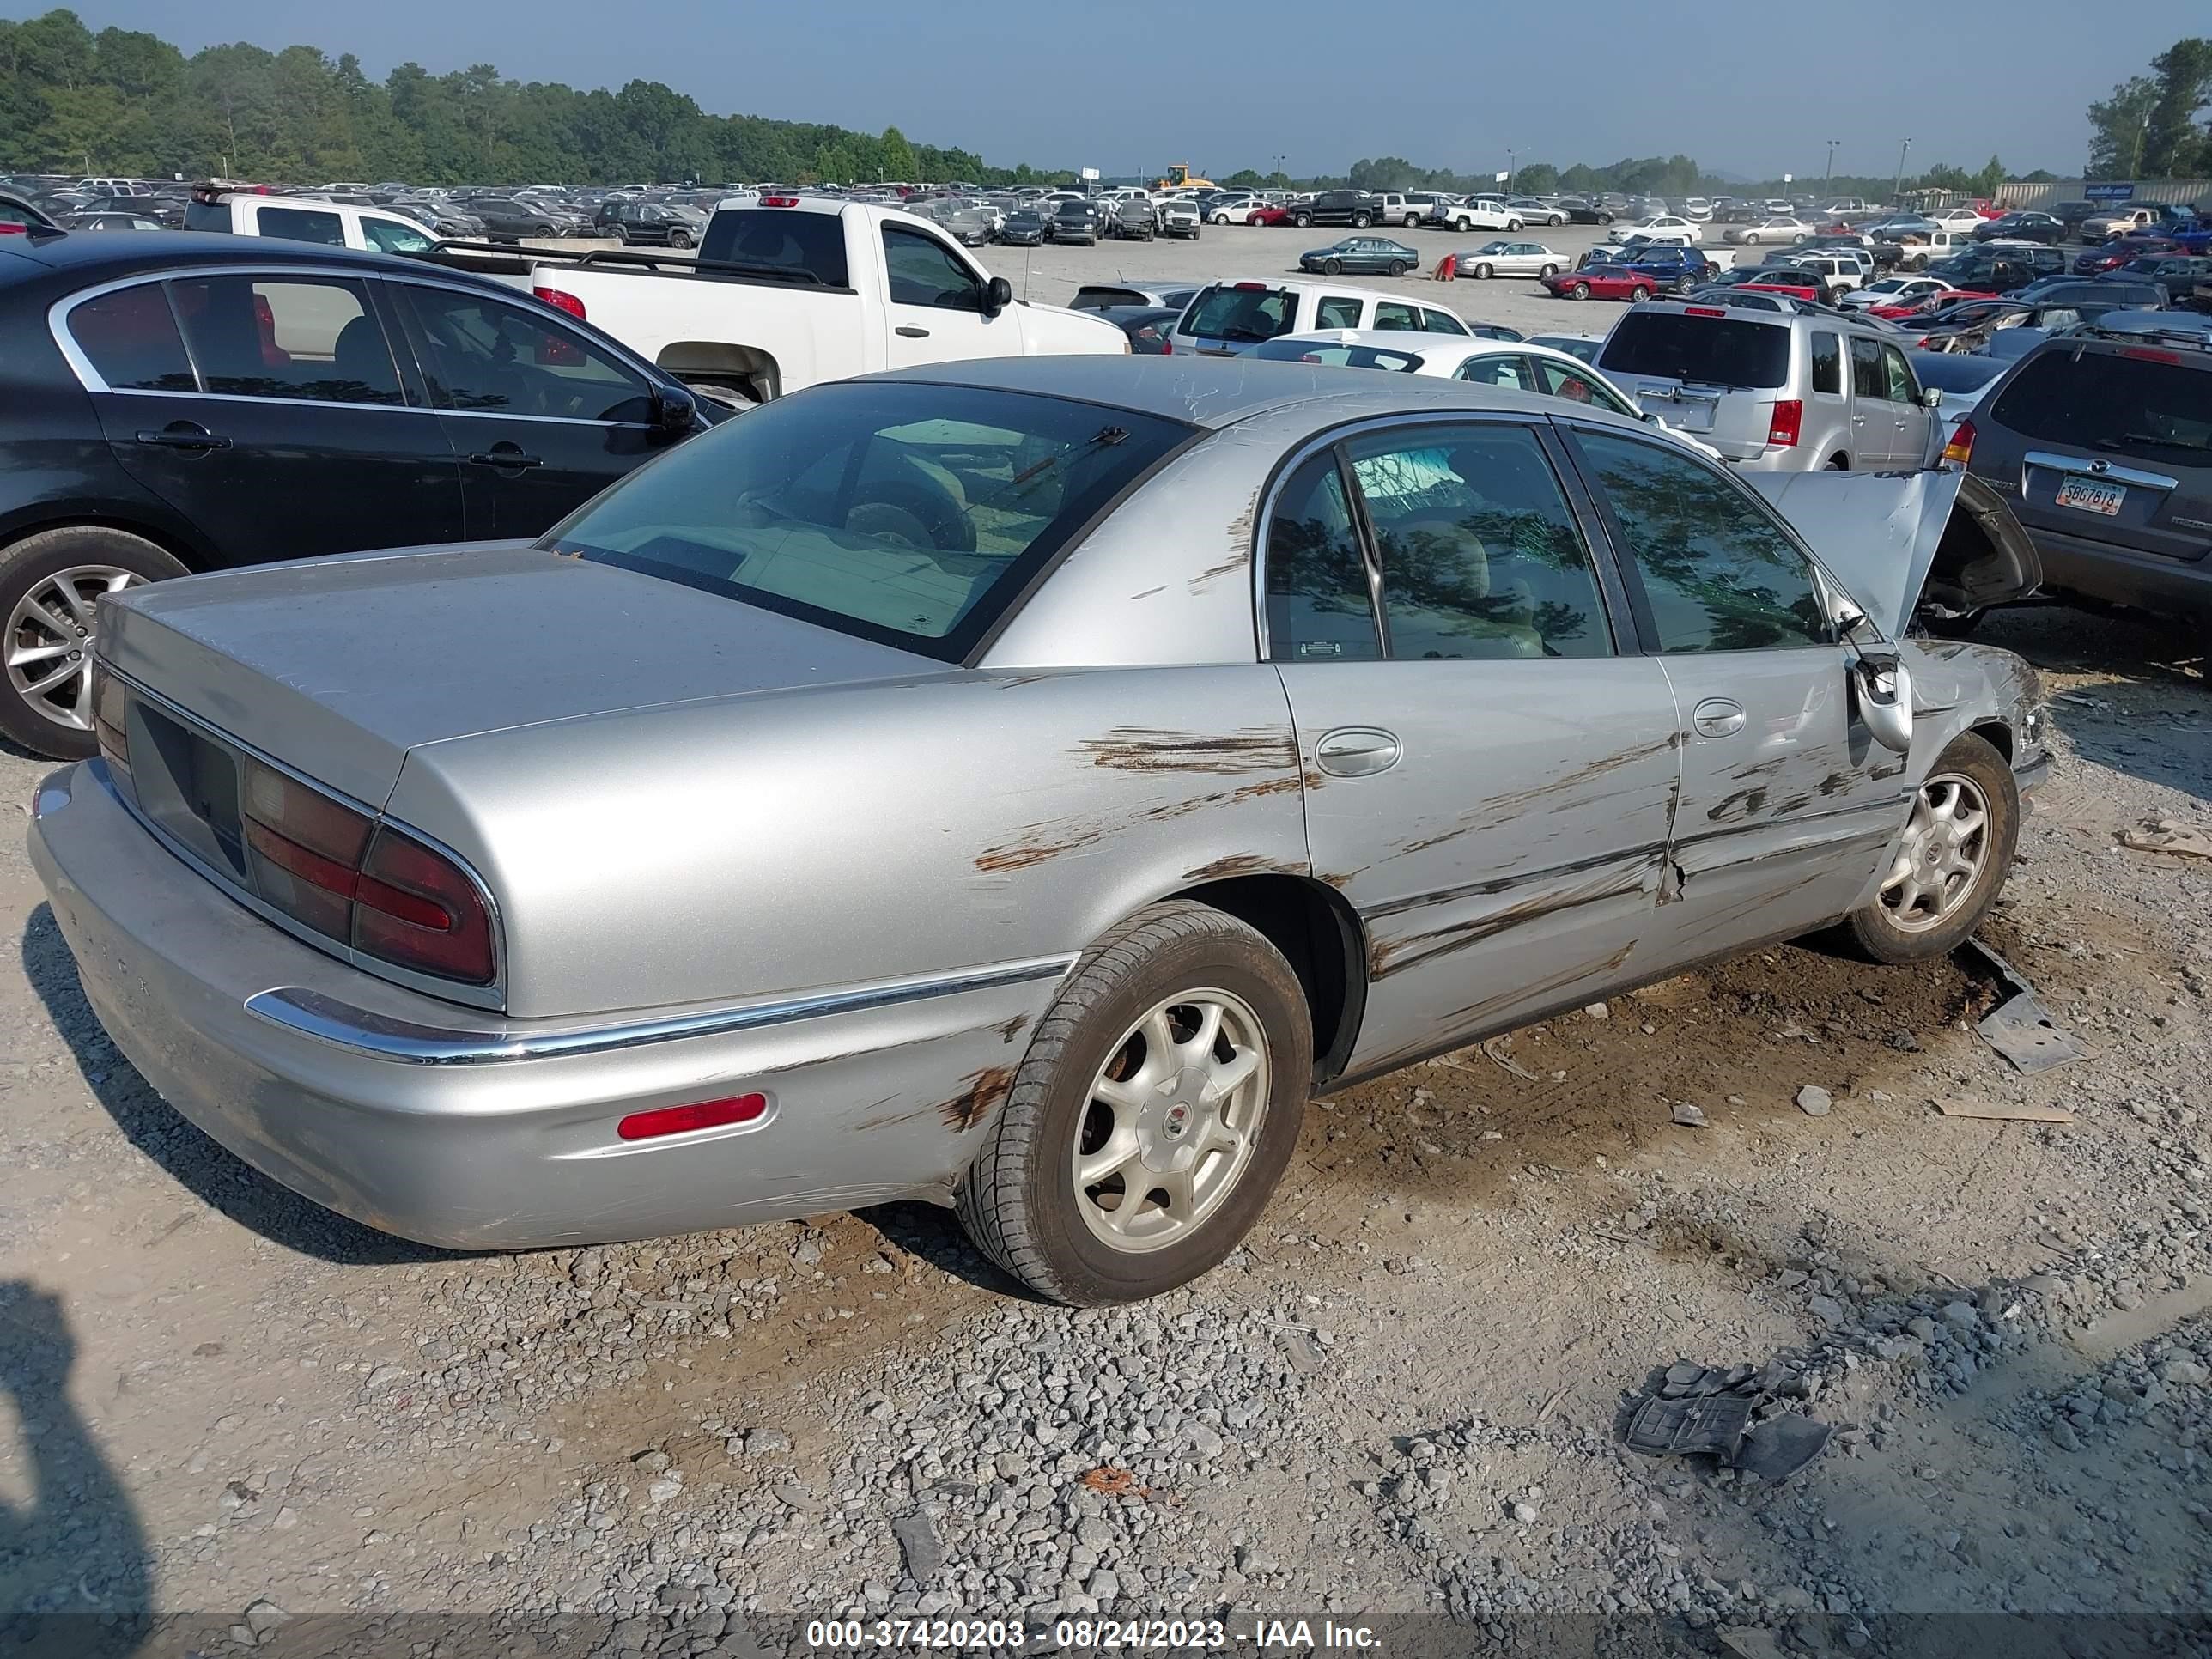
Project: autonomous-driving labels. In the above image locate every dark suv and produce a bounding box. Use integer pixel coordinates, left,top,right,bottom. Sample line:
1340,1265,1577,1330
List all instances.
1291,191,1380,230
1927,246,2067,295
1961,316,2212,641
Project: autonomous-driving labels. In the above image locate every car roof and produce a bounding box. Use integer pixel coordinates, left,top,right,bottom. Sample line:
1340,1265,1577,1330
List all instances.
0,228,436,287
865,353,1610,429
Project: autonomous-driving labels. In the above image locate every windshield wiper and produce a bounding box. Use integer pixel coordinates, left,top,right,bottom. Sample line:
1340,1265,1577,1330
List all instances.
2096,434,2210,457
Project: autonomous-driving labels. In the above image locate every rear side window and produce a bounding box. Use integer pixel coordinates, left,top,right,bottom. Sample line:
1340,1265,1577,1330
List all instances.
1421,308,1468,336
1314,296,1362,329
1850,337,1883,398
171,276,403,404
1265,453,1381,662
1810,331,1843,394
698,208,850,287
1987,350,2211,467
1374,303,1420,331
183,198,230,234
64,284,195,392
1182,284,1296,342
1597,312,1789,389
257,206,345,246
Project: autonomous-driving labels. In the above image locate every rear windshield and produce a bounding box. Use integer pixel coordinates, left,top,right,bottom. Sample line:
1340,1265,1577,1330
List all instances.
183,199,229,233
1987,349,2211,468
1249,339,1421,371
1181,283,1296,343
1597,312,1790,388
698,208,849,287
541,381,1193,661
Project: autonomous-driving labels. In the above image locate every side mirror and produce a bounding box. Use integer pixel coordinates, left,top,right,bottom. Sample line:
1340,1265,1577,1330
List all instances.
1921,386,1944,409
983,276,1013,316
650,385,697,437
1852,653,1915,755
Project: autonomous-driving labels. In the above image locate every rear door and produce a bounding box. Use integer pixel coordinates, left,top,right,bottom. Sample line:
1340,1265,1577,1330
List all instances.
1974,345,2212,564
1559,424,1907,961
58,271,465,565
387,277,665,539
1846,337,1903,466
1263,418,1679,1073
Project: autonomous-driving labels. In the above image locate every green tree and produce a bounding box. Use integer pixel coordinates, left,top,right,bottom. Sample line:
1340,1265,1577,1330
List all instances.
2086,74,2158,177
2142,38,2212,175
1969,155,2006,197
1513,161,1559,193
878,124,916,181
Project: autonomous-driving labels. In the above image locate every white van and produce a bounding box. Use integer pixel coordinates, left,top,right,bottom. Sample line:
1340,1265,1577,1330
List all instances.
1170,278,1474,355
182,187,441,255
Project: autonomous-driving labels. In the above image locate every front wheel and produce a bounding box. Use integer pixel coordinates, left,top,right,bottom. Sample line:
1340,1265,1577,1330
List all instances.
1473,263,1493,279
1569,280,1591,300
1630,285,1653,301
1506,218,1523,231
956,901,1311,1305
1743,233,1760,245
1,526,189,758
1843,733,2018,963
1322,258,1342,275
1548,214,1565,226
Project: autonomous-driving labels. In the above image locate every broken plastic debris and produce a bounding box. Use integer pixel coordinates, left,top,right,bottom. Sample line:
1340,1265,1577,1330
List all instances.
1731,1413,1833,1482
1623,1358,1830,1485
1954,938,2086,1075
2119,818,2212,860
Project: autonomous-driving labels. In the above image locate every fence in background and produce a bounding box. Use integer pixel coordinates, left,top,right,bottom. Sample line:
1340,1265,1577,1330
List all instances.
1992,179,2208,210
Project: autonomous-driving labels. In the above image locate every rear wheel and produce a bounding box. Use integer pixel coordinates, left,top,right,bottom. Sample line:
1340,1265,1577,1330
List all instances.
1844,734,2017,963
957,902,1311,1305
1540,263,1558,277
1294,212,1311,228
667,228,693,248
1389,261,1409,276
1,526,188,758
1352,212,1373,229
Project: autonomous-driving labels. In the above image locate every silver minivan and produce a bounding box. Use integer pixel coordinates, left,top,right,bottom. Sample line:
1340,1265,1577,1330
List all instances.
1596,299,1942,471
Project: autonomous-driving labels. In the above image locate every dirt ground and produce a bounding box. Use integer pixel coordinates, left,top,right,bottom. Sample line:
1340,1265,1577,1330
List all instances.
3,532,2210,1644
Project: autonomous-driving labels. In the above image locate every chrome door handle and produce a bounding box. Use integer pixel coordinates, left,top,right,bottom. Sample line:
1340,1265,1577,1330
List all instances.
896,325,931,337
467,445,542,469
135,424,229,451
1315,727,1401,778
1691,698,1746,739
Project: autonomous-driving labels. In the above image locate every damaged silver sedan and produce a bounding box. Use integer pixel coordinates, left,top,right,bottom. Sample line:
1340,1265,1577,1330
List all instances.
30,358,2045,1304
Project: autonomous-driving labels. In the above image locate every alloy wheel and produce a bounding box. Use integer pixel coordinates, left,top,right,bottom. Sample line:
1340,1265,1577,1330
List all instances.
1879,773,1990,932
1072,989,1269,1253
6,564,140,732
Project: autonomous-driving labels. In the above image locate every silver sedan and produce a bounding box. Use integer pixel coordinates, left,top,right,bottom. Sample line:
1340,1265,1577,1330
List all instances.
1451,239,1565,279
35,359,2044,1305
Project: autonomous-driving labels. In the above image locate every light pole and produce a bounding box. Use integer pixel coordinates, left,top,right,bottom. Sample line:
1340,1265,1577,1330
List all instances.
1825,139,1839,180
1892,137,1912,204
1505,149,1517,192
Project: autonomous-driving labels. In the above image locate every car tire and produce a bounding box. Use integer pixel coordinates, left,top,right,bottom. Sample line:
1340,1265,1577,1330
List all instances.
955,900,1311,1306
1351,213,1373,229
1403,214,1419,228
1540,263,1557,278
1473,263,1493,279
1826,453,1850,471
1568,280,1590,300
1389,261,1409,276
1548,213,1565,227
0,526,188,759
1630,285,1653,301
1294,212,1311,228
1743,233,1760,245
667,228,693,248
532,223,555,238
1506,218,1523,231
1840,733,2018,965
1909,256,1927,271
1322,258,1342,275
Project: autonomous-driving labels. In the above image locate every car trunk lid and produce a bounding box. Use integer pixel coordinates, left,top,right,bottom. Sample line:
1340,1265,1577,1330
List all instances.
99,542,944,807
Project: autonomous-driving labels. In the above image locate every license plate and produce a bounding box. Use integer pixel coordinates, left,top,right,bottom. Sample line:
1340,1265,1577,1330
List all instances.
2056,477,2124,516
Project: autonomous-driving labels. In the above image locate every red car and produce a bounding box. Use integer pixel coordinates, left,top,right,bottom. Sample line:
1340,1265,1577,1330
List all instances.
1734,275,1826,302
1541,264,1658,301
1865,286,1966,320
1249,204,1297,228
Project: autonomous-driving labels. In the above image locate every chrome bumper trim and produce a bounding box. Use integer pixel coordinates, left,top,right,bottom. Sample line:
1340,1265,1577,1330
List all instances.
246,955,1078,1066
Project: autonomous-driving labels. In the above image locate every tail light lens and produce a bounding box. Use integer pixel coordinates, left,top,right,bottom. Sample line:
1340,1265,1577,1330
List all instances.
1766,399,1803,447
1942,419,1976,466
240,758,495,985
532,285,586,320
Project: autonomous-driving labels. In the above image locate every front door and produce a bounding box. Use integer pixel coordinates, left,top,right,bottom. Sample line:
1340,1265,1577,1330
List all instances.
388,281,666,540
1262,419,1679,1076
878,223,1007,370
64,272,466,566
1559,426,1909,967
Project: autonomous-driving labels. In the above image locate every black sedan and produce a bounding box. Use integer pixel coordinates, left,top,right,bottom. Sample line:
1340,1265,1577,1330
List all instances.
1049,200,1103,245
1297,236,1419,276
999,209,1049,246
1090,305,1183,354
1556,197,1617,224
0,232,715,757
1972,211,2066,246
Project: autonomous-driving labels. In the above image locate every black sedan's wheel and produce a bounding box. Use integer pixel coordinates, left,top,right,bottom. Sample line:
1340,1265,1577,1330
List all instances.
1844,733,2017,964
957,901,1310,1304
1322,258,1343,275
1,526,188,758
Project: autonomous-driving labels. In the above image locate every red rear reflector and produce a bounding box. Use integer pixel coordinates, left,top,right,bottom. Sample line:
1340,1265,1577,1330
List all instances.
1942,418,1975,466
1686,306,1726,316
617,1094,769,1141
0,223,26,235
2120,347,2181,364
760,196,799,208
532,285,586,320
1766,398,1803,447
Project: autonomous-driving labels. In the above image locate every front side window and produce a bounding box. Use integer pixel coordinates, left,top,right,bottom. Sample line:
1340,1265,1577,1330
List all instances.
1880,344,1917,404
1531,357,1634,416
64,283,194,392
256,206,344,246
1346,422,1612,659
1421,308,1469,336
400,286,648,422
544,381,1192,660
882,227,982,310
1574,429,1831,653
1457,353,1534,391
168,276,403,404
1265,453,1381,663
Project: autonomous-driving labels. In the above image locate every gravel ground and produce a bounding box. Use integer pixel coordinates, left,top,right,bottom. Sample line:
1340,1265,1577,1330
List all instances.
3,558,2210,1648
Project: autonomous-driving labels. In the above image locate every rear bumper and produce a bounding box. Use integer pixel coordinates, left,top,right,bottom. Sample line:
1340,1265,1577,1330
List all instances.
31,763,1063,1251
2018,521,2212,622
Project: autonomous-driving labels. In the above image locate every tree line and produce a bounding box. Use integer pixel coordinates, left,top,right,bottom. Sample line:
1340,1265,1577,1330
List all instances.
2086,38,2212,179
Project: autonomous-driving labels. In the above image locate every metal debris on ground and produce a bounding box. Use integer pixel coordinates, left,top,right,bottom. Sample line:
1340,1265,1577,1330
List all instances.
1936,1097,2075,1124
1670,1101,1708,1127
2119,818,2212,860
1480,1036,1538,1081
1621,1359,1832,1484
1954,937,2087,1075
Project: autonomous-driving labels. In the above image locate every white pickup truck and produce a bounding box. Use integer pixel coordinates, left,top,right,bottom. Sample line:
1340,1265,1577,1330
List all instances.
436,195,1126,408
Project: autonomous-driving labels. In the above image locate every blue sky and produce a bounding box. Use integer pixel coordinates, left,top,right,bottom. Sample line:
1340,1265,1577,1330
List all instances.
22,0,2206,179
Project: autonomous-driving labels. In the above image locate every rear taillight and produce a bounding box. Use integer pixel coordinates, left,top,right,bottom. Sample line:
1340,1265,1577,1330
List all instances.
1686,305,1726,316
2120,347,2182,364
240,759,494,985
0,222,27,235
532,285,586,320
1942,419,1975,467
1766,399,1803,447
760,195,799,208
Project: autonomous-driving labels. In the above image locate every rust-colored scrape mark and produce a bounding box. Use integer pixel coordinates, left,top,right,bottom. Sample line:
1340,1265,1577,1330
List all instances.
997,1014,1030,1046
1370,863,1646,981
975,827,1103,872
938,1066,1015,1133
1189,550,1246,592
1873,760,1908,781
975,765,1314,873
1183,851,1300,883
1078,726,1298,775
1380,734,1676,861
1440,939,1638,1032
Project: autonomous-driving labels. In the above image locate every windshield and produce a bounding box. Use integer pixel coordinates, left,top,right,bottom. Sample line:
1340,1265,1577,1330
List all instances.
1250,339,1421,371
542,381,1193,660
1988,349,2211,466
1597,312,1791,388
1181,283,1297,343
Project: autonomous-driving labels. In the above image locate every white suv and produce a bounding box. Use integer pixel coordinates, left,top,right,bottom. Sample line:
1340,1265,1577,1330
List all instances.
183,188,441,254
